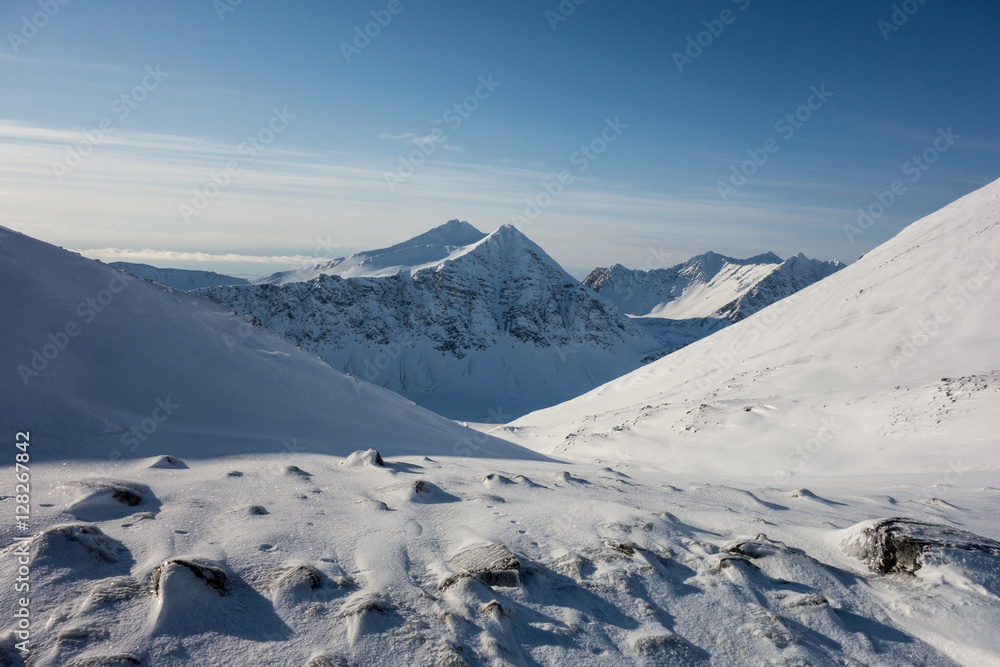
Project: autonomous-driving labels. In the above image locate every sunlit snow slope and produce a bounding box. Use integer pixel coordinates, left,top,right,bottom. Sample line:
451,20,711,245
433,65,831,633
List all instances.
505,178,1000,477
255,219,488,283
0,226,542,462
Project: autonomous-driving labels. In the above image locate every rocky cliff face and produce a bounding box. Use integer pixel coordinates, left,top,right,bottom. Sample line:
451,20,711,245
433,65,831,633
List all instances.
202,223,661,420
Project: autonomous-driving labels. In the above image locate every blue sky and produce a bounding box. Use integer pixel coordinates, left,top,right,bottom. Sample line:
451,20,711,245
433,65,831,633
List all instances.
1,0,997,277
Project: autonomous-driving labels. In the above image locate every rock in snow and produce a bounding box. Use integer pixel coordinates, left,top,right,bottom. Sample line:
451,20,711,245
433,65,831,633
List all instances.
842,518,1000,575
1,180,999,665
448,543,522,587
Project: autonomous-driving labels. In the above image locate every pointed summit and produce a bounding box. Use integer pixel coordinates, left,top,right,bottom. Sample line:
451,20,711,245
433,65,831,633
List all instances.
255,220,488,284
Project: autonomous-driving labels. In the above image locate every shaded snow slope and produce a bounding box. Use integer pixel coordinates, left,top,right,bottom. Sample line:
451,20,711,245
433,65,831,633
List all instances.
585,251,843,321
203,224,663,421
256,219,488,284
0,226,543,462
505,178,1000,477
109,262,249,291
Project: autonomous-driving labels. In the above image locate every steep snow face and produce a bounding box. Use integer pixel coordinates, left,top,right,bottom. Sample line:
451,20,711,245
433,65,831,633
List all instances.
505,178,1000,477
0,226,542,462
585,251,843,321
203,224,663,420
109,262,249,291
256,219,488,284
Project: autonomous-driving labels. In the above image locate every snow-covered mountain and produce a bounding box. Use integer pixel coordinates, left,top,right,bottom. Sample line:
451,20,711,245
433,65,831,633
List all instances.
109,261,249,291
503,178,1000,478
255,219,488,284
203,223,664,420
0,226,537,462
585,251,844,321
4,185,1000,666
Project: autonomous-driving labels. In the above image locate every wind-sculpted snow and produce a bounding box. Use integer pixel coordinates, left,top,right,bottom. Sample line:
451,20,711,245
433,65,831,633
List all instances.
202,224,664,420
5,453,1000,665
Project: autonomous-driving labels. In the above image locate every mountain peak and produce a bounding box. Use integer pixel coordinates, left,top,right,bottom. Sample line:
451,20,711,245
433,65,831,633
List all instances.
399,219,486,249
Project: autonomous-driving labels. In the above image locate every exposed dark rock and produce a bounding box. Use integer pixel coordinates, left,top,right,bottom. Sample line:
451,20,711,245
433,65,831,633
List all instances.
844,518,1000,574
605,540,638,557
70,480,146,506
151,558,227,596
449,543,521,587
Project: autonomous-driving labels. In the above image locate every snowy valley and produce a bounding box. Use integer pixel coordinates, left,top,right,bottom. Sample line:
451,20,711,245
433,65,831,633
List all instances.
1,179,999,666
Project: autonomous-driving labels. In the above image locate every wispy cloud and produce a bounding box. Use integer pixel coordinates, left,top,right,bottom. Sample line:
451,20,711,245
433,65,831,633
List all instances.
380,130,462,152
0,117,880,272
77,248,333,265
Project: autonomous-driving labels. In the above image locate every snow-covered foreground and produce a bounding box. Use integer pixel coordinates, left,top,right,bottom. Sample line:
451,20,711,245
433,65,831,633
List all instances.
3,179,1000,665
4,452,1000,666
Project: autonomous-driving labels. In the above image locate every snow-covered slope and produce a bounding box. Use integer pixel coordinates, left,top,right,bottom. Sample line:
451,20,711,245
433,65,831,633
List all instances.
585,251,843,321
109,262,249,291
4,192,1000,666
0,225,540,462
256,219,487,284
505,178,1000,477
203,224,664,420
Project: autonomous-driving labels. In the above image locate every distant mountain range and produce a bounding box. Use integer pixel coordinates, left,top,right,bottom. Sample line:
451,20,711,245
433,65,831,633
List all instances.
200,222,663,420
108,221,844,420
584,251,844,322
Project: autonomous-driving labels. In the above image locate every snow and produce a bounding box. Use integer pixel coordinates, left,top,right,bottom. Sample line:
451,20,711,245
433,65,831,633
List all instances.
255,219,487,284
201,223,664,421
505,177,1000,479
584,251,843,321
2,179,1000,665
109,262,249,291
5,455,1000,665
0,225,539,463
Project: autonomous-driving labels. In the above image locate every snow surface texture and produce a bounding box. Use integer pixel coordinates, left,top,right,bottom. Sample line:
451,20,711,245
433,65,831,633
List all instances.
201,223,665,421
3,182,1000,665
506,178,1000,479
0,227,539,462
584,251,844,322
3,455,999,665
108,262,249,291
